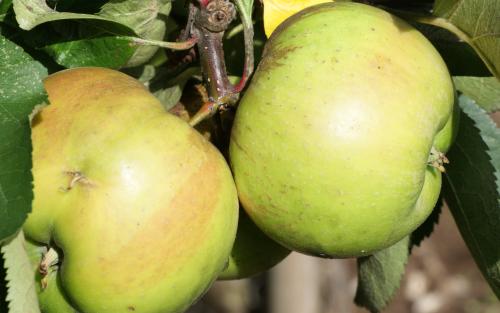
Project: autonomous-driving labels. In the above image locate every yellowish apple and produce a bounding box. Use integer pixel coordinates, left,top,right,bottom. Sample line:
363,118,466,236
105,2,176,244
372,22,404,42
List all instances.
25,67,239,313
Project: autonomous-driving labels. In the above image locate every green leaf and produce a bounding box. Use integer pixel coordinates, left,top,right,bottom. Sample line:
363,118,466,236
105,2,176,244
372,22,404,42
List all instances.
12,0,133,33
153,67,199,111
135,64,158,84
453,77,500,113
433,0,500,79
43,35,135,69
354,237,410,313
1,231,41,313
442,94,500,298
0,35,47,244
153,86,184,111
0,0,13,22
125,26,165,68
98,0,172,67
99,0,171,36
13,1,175,68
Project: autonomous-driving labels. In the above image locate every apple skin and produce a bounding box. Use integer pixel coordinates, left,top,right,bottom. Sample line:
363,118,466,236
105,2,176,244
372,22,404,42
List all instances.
24,67,239,313
230,2,456,258
218,210,290,280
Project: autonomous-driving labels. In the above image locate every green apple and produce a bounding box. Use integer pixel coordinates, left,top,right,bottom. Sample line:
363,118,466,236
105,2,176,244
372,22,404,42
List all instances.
218,209,290,280
230,2,456,258
25,67,239,313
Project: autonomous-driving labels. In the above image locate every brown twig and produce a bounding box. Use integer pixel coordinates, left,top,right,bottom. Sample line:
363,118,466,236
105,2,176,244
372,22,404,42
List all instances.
187,0,254,126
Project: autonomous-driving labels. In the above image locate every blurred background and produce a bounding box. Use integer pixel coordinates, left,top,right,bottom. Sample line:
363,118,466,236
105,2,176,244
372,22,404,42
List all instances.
186,203,500,313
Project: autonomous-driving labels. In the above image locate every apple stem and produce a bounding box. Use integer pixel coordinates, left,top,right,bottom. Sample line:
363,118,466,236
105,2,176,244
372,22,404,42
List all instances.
187,0,254,126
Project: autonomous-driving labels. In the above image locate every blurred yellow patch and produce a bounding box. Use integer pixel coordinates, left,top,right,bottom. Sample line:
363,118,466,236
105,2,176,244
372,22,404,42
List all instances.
263,0,333,37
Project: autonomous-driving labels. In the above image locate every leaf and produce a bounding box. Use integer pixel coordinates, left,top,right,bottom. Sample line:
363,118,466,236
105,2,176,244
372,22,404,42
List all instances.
410,196,444,249
13,1,175,68
154,86,184,112
432,0,500,79
136,64,158,84
13,1,179,68
354,237,410,313
153,67,199,111
1,231,41,313
43,35,135,69
262,0,333,37
99,0,171,36
0,35,47,244
125,25,165,68
0,0,13,22
98,0,172,67
442,94,500,298
453,77,500,113
12,0,133,33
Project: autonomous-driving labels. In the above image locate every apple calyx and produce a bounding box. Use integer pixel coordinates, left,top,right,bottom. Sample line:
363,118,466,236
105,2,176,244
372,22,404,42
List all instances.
428,146,450,172
60,171,93,192
39,247,60,289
